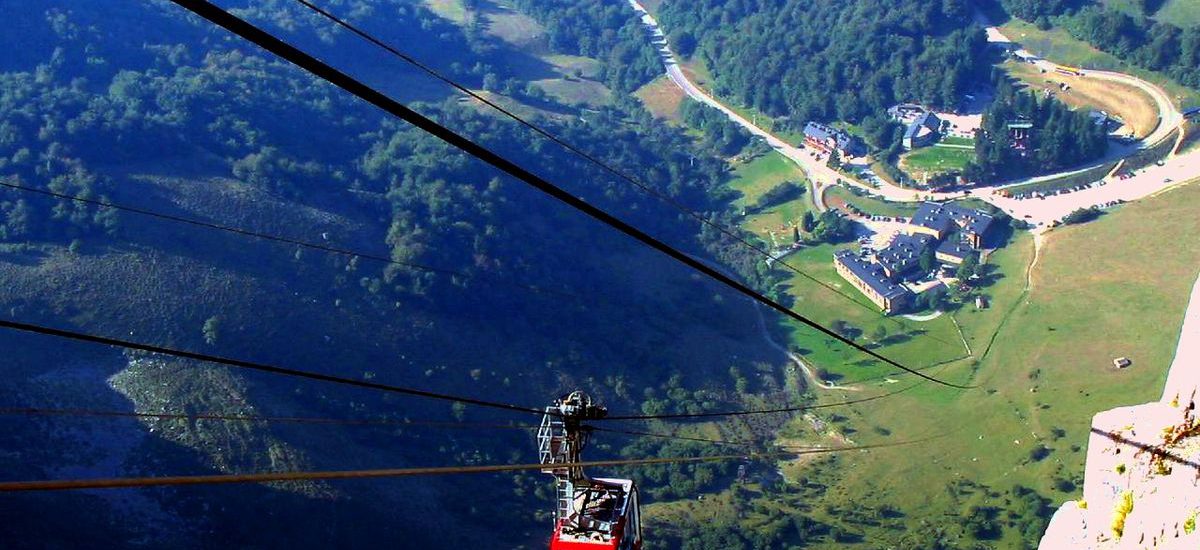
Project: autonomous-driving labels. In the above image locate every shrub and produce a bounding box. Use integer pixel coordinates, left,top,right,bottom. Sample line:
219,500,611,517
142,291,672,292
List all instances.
1111,491,1134,539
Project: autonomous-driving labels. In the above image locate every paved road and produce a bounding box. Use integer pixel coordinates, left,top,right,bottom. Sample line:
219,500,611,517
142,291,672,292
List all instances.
991,23,1183,148
626,0,1200,226
625,0,844,211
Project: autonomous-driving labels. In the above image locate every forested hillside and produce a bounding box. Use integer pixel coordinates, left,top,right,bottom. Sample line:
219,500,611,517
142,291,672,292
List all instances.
0,1,792,547
504,0,662,93
656,0,993,146
967,78,1110,180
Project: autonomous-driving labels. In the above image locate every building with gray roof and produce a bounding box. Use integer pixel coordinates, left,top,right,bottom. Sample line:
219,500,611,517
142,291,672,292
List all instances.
833,250,911,314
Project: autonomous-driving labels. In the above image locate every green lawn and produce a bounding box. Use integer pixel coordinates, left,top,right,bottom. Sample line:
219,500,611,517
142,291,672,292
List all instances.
941,136,976,147
634,76,686,122
1104,0,1200,27
899,144,974,176
787,180,1200,547
824,186,919,218
766,243,973,383
423,0,467,23
729,152,808,209
731,153,817,245
1157,0,1200,27
424,0,614,110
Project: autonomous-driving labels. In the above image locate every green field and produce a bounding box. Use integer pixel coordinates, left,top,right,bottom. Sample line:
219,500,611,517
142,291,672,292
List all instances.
773,243,972,383
424,0,467,23
729,153,818,242
824,186,919,218
423,0,614,111
678,147,1200,546
729,152,808,209
634,75,686,122
1104,0,1200,27
1157,0,1200,27
791,180,1200,547
899,144,975,176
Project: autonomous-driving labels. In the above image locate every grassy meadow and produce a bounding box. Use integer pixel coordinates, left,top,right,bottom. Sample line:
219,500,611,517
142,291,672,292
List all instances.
799,179,1200,546
899,144,975,178
422,0,615,111
635,75,686,122
823,187,920,219
1003,60,1159,138
1000,18,1200,109
728,153,820,252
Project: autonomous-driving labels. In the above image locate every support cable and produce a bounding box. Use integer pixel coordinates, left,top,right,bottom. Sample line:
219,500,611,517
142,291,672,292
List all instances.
0,179,578,301
288,0,954,345
165,0,972,390
0,438,931,492
0,318,546,416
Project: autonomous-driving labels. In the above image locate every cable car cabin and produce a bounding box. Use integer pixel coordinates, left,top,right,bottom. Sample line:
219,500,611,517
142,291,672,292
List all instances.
538,392,642,550
549,477,641,550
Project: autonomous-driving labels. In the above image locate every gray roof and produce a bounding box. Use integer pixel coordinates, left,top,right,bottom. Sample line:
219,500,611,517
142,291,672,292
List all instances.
946,204,994,237
835,250,910,301
876,233,935,276
936,239,975,260
904,118,937,142
910,202,956,234
804,122,858,152
903,121,923,140
911,202,994,238
888,104,925,119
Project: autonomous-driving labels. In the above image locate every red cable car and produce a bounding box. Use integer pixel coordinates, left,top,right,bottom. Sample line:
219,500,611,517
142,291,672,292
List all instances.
538,392,643,550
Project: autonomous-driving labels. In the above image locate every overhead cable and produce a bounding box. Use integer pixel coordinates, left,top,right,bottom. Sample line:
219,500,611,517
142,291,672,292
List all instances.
165,0,972,390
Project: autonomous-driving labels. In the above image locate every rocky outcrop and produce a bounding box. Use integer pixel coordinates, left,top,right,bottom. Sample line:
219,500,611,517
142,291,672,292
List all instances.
1040,274,1200,549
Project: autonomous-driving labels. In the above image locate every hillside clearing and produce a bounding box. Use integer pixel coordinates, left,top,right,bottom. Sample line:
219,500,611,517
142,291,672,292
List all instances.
635,75,686,123
999,18,1200,109
1157,0,1200,27
798,179,1200,546
1004,60,1160,138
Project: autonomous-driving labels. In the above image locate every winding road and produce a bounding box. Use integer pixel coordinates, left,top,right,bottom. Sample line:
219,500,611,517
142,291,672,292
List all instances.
626,0,1200,227
624,0,845,209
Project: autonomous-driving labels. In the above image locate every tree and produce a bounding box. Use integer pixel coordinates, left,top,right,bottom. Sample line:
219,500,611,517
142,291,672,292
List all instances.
871,325,888,343
956,254,979,280
670,30,697,58
93,202,120,236
3,199,33,238
753,181,804,211
914,291,937,312
482,72,499,91
813,211,853,243
1062,207,1101,225
919,247,936,273
202,315,222,345
801,211,817,233
826,149,842,170
831,319,856,339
